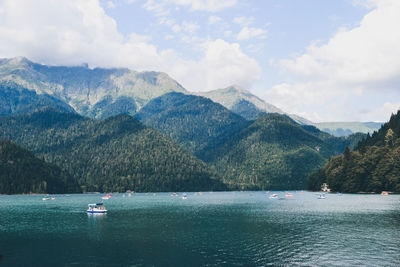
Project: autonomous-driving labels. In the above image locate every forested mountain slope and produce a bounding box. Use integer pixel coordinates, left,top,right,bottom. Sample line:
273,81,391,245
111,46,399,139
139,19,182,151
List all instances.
135,92,250,158
0,108,225,192
0,140,78,194
308,111,400,193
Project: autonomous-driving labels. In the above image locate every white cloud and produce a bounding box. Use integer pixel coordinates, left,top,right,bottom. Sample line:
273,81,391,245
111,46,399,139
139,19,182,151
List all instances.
181,21,199,34
164,0,237,12
223,30,233,38
233,16,254,26
0,0,260,92
172,24,181,33
208,15,221,24
106,1,115,9
159,17,176,26
171,39,262,91
143,0,170,16
269,0,400,121
144,0,236,14
237,26,267,40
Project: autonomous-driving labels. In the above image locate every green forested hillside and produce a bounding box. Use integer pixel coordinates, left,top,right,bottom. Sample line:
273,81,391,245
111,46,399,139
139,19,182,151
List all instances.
135,92,250,158
0,140,78,194
136,94,359,190
0,81,75,116
0,108,225,193
206,114,341,190
308,111,400,193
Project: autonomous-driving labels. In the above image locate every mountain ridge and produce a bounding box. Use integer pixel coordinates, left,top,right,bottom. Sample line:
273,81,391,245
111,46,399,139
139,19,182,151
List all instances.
0,57,187,118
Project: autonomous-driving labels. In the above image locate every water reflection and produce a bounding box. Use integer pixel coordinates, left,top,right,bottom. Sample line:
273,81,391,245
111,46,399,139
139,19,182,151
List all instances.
87,213,107,241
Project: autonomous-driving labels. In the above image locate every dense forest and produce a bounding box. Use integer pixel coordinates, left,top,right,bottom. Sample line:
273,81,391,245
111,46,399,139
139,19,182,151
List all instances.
136,93,363,190
0,140,78,194
308,111,400,193
0,108,225,193
135,92,250,157
0,81,75,116
207,114,340,190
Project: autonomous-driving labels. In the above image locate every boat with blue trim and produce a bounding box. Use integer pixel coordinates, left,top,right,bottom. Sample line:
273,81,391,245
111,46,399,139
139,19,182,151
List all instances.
87,203,107,213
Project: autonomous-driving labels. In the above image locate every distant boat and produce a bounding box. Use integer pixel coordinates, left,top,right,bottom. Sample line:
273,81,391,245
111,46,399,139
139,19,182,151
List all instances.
381,191,389,196
285,192,293,198
269,194,279,199
182,193,187,200
51,196,55,200
102,194,111,200
171,193,179,197
87,203,107,213
318,193,326,199
42,197,50,201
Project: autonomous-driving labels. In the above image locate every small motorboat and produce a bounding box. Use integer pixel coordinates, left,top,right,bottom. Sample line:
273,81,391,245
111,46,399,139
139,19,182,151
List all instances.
318,193,326,199
171,193,179,197
102,194,111,200
285,192,293,198
381,191,389,196
182,193,187,200
87,203,107,213
42,197,50,201
269,194,279,199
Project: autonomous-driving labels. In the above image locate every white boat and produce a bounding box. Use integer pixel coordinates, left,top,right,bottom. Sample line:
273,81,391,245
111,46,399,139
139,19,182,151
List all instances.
42,197,50,201
285,192,293,198
269,194,279,199
87,203,107,213
318,193,326,199
182,193,187,200
171,193,179,197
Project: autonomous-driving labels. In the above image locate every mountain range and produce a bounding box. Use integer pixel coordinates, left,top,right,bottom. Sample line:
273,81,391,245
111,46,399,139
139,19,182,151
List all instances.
0,57,377,193
0,57,380,136
0,57,186,118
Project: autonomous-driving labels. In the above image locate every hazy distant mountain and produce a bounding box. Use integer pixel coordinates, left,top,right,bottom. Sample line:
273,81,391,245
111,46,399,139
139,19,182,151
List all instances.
135,92,250,158
0,140,78,194
196,85,283,120
196,85,315,125
313,122,382,137
0,57,186,118
0,108,225,192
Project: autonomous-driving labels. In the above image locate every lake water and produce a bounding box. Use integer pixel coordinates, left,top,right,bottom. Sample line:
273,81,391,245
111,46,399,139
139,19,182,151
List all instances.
0,192,399,266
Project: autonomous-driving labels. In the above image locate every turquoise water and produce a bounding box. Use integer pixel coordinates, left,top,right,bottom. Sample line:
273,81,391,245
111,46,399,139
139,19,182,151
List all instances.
0,192,399,266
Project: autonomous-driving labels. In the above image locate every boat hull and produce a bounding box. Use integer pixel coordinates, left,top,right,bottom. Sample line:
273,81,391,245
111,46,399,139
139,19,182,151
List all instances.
87,210,107,213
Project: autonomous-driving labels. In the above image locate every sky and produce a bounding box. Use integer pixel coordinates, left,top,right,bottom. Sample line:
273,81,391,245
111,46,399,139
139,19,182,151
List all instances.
0,0,399,122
